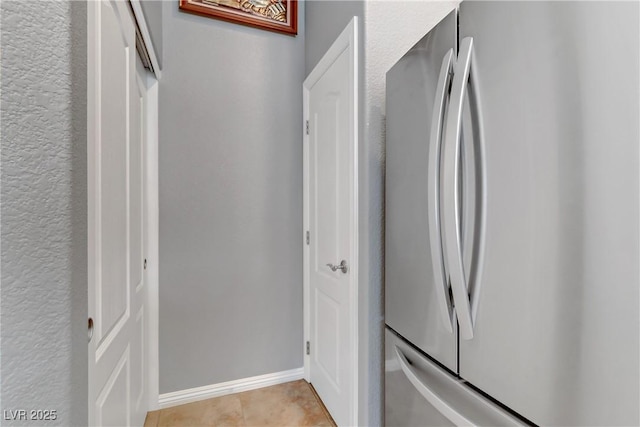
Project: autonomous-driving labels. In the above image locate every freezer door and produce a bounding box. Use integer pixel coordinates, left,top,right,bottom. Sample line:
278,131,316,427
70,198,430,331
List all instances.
385,328,524,427
458,2,640,425
385,329,455,427
385,10,458,372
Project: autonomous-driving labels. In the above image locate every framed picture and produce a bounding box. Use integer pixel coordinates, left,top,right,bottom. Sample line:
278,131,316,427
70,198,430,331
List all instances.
179,0,297,36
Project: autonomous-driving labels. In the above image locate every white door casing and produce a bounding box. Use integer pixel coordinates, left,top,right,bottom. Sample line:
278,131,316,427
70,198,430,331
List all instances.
303,18,359,427
88,1,154,424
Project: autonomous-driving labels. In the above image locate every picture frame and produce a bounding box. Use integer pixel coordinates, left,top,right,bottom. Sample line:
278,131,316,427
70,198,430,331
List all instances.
179,0,297,36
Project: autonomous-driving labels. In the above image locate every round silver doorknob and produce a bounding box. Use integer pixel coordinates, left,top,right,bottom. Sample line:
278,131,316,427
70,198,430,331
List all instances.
326,260,348,274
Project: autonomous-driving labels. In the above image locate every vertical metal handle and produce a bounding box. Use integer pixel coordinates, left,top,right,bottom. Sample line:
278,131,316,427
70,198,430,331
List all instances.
428,49,456,333
443,37,475,340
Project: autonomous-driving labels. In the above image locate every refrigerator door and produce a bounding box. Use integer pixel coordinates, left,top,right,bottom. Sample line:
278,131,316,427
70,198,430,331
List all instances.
458,2,640,425
385,10,458,372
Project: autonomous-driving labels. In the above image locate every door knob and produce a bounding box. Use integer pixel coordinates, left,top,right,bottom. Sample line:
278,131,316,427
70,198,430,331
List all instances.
326,260,348,274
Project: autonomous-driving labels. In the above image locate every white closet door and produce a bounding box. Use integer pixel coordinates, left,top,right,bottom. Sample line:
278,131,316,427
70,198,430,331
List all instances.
88,1,148,425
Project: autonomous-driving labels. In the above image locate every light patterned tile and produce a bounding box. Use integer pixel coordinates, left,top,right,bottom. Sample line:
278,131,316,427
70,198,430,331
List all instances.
158,394,245,427
154,380,335,427
238,380,333,427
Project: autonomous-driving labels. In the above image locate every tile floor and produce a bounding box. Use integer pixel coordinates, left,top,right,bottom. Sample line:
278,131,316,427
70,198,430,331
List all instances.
144,380,336,427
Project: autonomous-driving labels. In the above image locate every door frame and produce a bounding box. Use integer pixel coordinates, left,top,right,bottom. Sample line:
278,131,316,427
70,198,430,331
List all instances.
87,0,160,422
302,16,359,427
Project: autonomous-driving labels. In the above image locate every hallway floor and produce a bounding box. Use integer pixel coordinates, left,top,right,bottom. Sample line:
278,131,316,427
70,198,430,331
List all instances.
144,380,336,427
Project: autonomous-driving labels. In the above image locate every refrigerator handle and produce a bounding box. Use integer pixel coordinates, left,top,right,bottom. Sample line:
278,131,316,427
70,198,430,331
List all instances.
442,37,476,340
428,49,456,333
394,346,474,425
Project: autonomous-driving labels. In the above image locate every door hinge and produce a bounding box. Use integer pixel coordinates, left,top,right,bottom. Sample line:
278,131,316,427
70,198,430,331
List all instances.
306,230,310,245
305,120,309,135
306,341,310,355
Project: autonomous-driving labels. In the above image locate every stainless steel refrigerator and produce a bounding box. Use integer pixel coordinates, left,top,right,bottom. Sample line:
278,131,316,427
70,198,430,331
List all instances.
384,2,639,425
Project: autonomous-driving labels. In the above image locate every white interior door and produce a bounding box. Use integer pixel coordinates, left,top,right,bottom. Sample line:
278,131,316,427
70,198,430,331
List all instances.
88,1,149,425
304,18,358,427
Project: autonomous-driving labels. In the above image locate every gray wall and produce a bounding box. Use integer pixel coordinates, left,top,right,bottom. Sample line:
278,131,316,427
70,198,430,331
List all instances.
304,1,364,75
139,0,163,67
159,1,305,393
1,1,87,425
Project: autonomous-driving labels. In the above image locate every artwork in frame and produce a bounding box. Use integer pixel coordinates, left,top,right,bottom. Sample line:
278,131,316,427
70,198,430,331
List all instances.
179,0,297,35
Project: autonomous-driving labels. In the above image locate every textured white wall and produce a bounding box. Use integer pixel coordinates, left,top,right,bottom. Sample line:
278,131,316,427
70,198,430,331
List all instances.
1,1,87,425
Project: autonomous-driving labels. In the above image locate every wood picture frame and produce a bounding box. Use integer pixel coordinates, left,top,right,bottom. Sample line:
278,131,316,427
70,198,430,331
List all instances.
179,0,297,36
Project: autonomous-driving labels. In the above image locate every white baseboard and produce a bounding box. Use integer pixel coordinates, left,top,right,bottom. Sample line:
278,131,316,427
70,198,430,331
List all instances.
158,367,305,409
